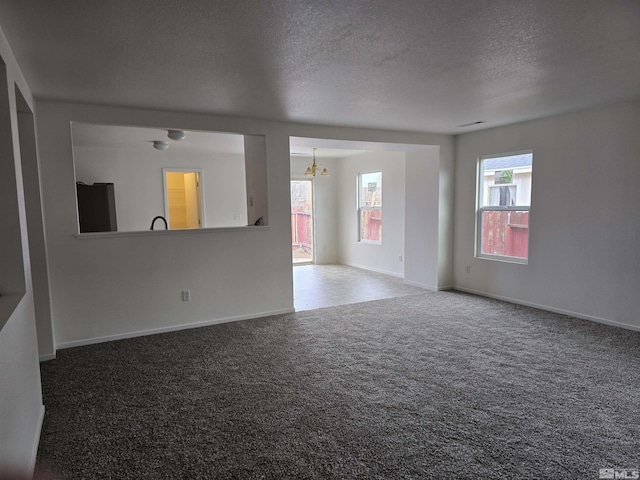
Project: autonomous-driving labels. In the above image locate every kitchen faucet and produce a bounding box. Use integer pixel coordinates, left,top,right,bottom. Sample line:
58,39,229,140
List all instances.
150,216,168,230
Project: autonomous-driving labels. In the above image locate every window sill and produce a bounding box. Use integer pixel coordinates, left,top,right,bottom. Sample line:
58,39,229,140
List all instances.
74,225,271,240
0,293,25,333
477,254,528,265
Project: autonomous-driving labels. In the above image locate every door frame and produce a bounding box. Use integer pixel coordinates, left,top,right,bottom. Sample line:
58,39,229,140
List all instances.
162,167,205,229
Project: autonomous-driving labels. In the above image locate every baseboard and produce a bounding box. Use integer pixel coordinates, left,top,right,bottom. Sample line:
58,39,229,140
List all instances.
454,286,640,333
56,308,296,350
403,279,438,290
28,405,45,479
402,280,453,291
343,262,404,278
39,352,56,362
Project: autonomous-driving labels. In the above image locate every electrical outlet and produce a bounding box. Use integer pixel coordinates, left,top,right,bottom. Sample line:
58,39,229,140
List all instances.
466,265,471,274
181,290,191,301
233,213,241,221
398,254,403,262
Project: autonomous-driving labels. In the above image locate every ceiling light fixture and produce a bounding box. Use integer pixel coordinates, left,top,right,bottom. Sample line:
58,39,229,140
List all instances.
153,140,169,151
167,129,186,141
304,148,329,177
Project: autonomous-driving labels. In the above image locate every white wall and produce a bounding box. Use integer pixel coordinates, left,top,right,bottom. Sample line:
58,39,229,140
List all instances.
73,143,248,231
0,299,44,477
454,100,640,330
404,147,441,289
337,151,406,277
37,102,293,347
35,103,453,349
290,146,450,280
0,26,45,478
245,135,269,226
436,140,455,289
290,156,339,264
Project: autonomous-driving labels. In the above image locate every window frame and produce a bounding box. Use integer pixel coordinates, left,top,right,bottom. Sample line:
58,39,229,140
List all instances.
357,171,382,245
476,151,533,264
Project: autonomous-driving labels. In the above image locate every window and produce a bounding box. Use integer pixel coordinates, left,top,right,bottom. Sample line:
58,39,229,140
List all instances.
358,171,382,244
477,152,533,263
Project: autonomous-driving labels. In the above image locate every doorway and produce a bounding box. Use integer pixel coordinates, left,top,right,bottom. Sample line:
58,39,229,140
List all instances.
15,85,55,358
163,169,203,229
290,179,314,264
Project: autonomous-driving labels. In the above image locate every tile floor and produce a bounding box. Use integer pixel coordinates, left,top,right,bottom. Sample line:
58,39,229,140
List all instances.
292,264,427,311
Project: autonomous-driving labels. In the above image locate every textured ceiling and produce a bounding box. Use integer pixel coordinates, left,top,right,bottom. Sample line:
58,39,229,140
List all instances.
0,0,639,134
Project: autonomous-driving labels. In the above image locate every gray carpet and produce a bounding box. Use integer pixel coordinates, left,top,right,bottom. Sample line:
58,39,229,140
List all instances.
35,291,640,479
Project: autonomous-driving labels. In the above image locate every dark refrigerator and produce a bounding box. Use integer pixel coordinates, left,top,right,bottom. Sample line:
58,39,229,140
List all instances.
76,182,118,232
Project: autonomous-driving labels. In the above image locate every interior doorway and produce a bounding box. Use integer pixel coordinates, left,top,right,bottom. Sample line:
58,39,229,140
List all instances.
290,179,314,264
15,85,55,358
163,169,203,229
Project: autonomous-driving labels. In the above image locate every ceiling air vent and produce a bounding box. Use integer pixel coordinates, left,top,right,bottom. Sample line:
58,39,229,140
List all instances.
457,121,486,128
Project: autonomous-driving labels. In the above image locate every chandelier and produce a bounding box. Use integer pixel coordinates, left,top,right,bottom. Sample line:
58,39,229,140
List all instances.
304,148,329,177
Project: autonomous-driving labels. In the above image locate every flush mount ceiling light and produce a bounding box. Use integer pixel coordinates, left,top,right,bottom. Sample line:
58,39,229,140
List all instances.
167,129,186,141
153,140,169,151
304,148,329,177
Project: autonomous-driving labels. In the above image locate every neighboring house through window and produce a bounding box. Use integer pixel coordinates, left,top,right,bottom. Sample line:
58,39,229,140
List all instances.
477,152,533,263
358,171,382,244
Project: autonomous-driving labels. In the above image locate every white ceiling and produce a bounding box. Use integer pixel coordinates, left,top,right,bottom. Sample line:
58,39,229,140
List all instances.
1,1,639,134
289,136,431,158
71,123,247,155
70,124,411,158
